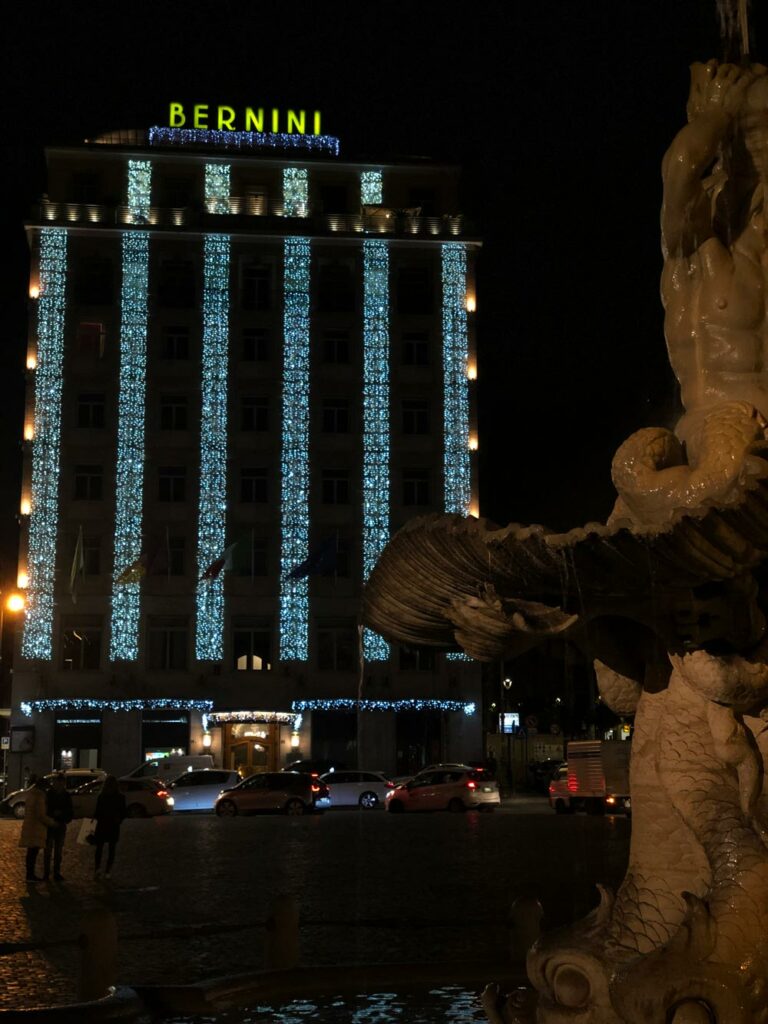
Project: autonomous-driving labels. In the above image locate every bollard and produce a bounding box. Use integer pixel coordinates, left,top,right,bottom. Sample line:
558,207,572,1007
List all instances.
78,908,118,1002
508,896,543,964
265,893,300,970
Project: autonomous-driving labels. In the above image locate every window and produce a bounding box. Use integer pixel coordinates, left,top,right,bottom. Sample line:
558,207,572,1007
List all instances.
74,259,114,305
240,468,268,503
402,469,430,506
317,621,357,671
233,628,272,671
150,535,186,576
162,176,193,208
243,186,268,215
322,399,350,433
408,186,438,217
160,395,188,431
61,626,102,670
399,646,436,671
402,400,429,435
322,469,350,504
320,536,350,578
162,325,190,361
319,184,348,213
158,466,186,502
402,331,429,366
158,260,196,308
76,322,106,359
242,328,269,362
241,263,272,311
241,396,268,432
235,535,268,577
322,330,350,364
70,172,103,204
74,465,103,501
83,536,101,576
168,535,185,576
317,262,355,313
77,393,105,429
397,267,433,315
146,617,188,670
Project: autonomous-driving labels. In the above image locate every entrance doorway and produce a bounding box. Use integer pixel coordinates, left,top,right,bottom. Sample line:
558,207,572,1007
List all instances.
224,722,278,776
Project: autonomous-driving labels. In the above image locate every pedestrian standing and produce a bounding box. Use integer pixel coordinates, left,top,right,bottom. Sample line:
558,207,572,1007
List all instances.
93,776,126,880
44,773,73,880
19,777,55,881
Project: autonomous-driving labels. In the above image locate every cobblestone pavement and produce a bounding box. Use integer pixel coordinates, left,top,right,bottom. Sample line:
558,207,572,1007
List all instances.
0,799,629,1010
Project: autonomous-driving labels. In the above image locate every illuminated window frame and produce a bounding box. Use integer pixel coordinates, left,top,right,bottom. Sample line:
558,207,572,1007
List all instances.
196,233,230,661
205,163,230,214
21,228,68,660
283,167,308,217
441,244,471,514
279,237,311,660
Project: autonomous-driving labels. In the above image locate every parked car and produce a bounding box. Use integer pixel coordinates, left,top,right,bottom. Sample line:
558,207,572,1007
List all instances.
169,769,241,811
283,759,345,778
215,771,330,816
121,754,215,784
72,777,174,818
1,769,106,819
385,766,500,813
548,743,631,816
319,769,394,809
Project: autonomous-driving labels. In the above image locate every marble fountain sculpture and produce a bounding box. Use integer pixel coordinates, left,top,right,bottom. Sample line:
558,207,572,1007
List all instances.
363,62,768,1024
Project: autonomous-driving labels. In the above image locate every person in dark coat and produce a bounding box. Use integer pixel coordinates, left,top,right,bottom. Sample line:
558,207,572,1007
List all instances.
93,775,126,879
19,776,55,881
44,773,73,880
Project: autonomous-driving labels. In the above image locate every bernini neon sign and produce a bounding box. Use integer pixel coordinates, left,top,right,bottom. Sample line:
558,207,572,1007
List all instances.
169,103,323,135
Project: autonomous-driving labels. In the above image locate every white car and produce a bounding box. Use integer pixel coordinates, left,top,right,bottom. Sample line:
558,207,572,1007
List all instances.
319,770,394,809
1,769,106,819
169,769,242,811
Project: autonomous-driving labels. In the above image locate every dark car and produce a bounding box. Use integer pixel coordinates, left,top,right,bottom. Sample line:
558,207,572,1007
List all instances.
215,771,330,816
283,758,346,779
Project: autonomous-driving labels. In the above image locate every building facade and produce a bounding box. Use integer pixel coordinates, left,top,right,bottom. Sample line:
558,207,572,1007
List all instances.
9,118,481,783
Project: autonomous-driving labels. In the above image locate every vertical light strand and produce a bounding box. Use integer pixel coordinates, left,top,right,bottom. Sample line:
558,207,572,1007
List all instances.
110,231,150,660
205,163,231,214
442,244,471,514
360,170,383,205
21,228,67,659
283,167,308,217
196,234,230,660
279,237,311,660
127,159,151,224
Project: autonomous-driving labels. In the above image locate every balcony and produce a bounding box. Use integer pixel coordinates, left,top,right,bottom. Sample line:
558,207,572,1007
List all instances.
34,199,470,238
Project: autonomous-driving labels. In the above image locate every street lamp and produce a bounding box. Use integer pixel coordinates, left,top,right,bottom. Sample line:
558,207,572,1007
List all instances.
0,592,26,799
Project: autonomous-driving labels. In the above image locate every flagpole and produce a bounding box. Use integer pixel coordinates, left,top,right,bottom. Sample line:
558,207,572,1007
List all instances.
251,528,255,584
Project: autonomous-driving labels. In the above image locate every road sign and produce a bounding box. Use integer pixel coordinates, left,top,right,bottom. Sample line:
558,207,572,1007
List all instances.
0,737,9,750
524,714,538,729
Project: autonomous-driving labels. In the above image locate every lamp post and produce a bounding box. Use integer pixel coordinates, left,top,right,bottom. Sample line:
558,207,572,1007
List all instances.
0,591,26,798
502,675,513,791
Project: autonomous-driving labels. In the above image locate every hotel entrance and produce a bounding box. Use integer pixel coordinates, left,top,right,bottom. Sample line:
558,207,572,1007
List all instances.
223,722,279,776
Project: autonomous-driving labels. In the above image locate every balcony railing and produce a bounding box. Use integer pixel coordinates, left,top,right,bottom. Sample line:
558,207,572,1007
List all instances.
35,200,469,237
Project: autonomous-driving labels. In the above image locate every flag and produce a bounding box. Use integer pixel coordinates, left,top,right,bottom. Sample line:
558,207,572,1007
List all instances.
69,526,85,603
286,535,338,581
200,539,239,581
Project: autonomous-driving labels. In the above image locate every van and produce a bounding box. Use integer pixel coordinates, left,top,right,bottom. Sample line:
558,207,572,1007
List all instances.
121,754,215,784
548,740,631,816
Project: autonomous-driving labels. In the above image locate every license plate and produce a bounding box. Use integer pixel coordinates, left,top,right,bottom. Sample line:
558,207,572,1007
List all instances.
482,787,493,793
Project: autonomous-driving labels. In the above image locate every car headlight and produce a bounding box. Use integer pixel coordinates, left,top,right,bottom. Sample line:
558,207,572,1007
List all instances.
166,796,175,806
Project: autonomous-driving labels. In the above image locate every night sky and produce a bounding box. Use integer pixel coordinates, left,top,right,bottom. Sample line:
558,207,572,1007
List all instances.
0,2,755,590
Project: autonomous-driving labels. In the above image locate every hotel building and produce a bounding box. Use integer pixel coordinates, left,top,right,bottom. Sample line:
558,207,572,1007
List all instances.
9,116,481,781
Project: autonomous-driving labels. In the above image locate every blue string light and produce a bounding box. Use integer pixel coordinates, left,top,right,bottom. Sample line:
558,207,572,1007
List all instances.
291,699,476,715
361,170,383,206
149,126,340,157
279,236,311,661
196,233,230,661
446,652,473,662
21,228,67,660
442,244,471,514
126,159,152,223
20,698,213,717
205,163,231,214
110,230,150,661
362,229,390,662
283,167,308,217
206,710,299,725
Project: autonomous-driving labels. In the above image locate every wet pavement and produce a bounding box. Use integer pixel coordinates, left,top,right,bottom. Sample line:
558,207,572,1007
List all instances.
0,798,630,1010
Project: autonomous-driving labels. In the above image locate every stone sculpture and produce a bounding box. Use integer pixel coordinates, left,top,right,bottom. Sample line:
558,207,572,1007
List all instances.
363,61,768,1023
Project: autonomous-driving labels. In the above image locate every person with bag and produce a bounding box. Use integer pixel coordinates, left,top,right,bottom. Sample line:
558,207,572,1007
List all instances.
44,773,73,881
19,776,55,882
93,776,126,880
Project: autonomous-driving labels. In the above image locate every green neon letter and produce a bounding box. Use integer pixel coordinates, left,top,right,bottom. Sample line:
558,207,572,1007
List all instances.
217,106,236,130
169,102,186,128
193,104,209,129
245,107,264,132
287,110,306,135
271,108,279,133
313,111,322,135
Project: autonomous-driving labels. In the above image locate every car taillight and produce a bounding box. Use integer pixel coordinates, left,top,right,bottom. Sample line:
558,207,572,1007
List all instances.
157,789,169,798
606,795,616,805
549,784,555,793
386,782,395,789
310,772,319,778
466,781,476,790
311,784,320,793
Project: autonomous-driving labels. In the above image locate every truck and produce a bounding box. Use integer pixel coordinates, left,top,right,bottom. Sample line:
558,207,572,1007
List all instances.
548,740,631,816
